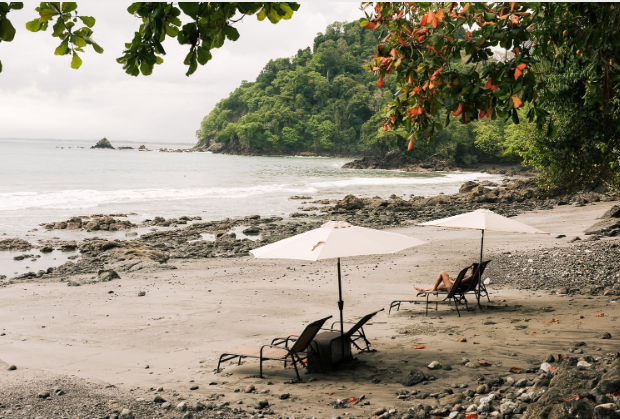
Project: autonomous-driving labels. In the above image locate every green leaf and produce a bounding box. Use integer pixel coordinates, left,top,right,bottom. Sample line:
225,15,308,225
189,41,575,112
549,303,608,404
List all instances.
257,7,267,21
0,59,3,73
140,60,153,76
223,25,239,41
61,2,77,13
73,35,86,47
9,3,24,10
360,19,369,27
52,18,65,36
39,8,59,22
71,51,82,69
196,45,212,65
127,3,141,14
78,16,95,28
0,17,16,42
165,24,179,37
178,2,200,17
25,18,42,32
91,40,103,54
280,3,294,19
54,38,69,55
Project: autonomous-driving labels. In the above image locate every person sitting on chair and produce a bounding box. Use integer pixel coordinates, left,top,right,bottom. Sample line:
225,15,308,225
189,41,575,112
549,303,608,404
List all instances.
414,265,475,293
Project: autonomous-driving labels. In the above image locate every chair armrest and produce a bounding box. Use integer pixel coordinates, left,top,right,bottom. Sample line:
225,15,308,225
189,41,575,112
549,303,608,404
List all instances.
329,320,356,329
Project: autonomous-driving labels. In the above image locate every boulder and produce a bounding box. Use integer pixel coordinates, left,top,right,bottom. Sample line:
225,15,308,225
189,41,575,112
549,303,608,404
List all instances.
335,194,365,211
401,369,426,386
601,205,620,219
585,218,620,237
97,269,120,282
0,238,33,251
459,181,479,194
595,358,620,395
91,137,114,149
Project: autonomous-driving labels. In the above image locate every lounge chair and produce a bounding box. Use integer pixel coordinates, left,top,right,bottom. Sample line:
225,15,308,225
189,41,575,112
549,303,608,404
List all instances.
389,266,470,316
321,308,384,352
272,309,384,356
474,260,492,302
216,315,331,381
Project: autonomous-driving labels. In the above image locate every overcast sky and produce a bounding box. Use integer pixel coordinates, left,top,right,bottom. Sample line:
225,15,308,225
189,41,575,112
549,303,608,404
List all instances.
0,2,362,144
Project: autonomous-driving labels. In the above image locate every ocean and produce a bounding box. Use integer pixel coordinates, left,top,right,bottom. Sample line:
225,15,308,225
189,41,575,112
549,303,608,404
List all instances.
0,138,500,277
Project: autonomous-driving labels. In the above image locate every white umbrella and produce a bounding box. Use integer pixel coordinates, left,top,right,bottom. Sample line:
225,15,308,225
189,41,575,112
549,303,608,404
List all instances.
251,220,427,358
419,209,547,306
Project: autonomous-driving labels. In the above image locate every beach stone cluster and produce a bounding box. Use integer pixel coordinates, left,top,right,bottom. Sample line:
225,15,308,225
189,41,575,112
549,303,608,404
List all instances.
42,215,137,232
490,239,620,293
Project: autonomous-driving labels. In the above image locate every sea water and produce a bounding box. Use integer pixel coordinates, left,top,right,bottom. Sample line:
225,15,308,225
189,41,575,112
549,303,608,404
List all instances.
0,138,501,276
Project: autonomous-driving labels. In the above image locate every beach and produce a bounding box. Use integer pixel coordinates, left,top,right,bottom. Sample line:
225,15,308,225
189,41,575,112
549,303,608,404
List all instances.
1,200,619,418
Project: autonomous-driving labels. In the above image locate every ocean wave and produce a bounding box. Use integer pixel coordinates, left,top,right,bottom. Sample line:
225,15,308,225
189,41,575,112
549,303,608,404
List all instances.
0,185,319,211
0,172,496,212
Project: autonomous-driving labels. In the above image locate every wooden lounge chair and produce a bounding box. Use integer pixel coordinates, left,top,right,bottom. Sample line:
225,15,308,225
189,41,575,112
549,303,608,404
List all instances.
216,316,331,381
389,267,470,316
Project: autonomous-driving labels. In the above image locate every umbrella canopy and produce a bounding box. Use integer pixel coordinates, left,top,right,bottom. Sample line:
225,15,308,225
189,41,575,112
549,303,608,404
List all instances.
251,220,427,261
251,220,427,360
419,209,547,306
418,209,547,234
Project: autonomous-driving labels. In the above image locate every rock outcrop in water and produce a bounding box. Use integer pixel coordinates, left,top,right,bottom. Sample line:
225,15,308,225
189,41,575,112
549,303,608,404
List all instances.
91,138,114,149
41,215,137,232
0,238,33,251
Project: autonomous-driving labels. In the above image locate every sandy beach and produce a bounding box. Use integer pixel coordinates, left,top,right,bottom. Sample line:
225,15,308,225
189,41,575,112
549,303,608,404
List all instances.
1,201,619,418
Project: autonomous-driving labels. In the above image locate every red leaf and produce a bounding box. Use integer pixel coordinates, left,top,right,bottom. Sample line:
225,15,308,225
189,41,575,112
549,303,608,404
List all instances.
407,137,414,152
378,75,384,88
514,63,527,80
486,107,492,118
509,367,523,373
413,86,421,93
451,103,463,117
559,394,580,402
348,397,357,404
479,361,491,367
383,125,389,132
466,31,472,40
479,110,484,119
419,14,428,26
426,9,439,28
513,47,520,55
365,22,376,30
465,414,478,419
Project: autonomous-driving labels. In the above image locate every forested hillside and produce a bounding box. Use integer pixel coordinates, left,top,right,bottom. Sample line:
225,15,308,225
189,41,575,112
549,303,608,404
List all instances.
194,21,523,165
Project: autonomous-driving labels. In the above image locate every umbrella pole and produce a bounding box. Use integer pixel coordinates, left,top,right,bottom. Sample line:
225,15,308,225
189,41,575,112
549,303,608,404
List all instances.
478,229,484,307
337,257,345,362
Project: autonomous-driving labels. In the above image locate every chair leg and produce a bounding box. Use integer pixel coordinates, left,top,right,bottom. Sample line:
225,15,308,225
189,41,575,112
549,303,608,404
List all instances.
217,355,223,373
454,298,461,317
291,357,301,382
464,297,469,312
259,355,264,379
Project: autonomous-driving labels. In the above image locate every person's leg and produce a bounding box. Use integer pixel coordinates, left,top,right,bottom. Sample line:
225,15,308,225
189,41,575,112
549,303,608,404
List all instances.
415,271,453,292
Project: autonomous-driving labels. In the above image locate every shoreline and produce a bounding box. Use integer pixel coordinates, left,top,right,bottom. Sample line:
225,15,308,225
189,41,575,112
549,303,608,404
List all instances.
1,201,619,417
1,174,617,282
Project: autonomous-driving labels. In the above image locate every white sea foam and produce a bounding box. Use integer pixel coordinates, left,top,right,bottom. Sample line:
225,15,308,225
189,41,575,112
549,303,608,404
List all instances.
0,184,318,211
0,172,496,212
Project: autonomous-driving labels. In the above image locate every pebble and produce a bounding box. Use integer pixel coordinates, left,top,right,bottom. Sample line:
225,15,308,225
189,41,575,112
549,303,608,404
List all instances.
190,385,199,390
7,365,16,371
244,385,255,393
119,409,134,419
176,401,187,411
38,391,50,399
428,361,442,370
601,332,612,339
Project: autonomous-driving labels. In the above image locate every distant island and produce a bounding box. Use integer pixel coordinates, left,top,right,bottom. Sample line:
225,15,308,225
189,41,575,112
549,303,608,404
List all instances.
91,137,114,149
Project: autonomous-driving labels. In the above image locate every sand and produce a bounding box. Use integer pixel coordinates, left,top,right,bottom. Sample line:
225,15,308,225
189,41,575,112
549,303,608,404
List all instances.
1,201,618,417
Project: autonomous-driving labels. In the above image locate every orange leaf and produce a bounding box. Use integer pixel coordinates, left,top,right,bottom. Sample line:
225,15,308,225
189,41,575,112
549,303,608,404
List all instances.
465,414,478,419
530,330,537,334
457,337,467,342
327,392,334,395
436,9,445,20
426,9,439,28
407,136,414,151
466,31,472,40
486,107,492,118
514,63,527,80
365,22,376,30
485,79,498,91
419,14,428,26
348,397,357,404
509,367,523,373
413,344,425,349
510,14,519,25
479,361,491,367
377,75,384,88
451,103,463,117
596,313,605,317
413,86,421,93
383,125,388,132
459,3,470,16
549,367,557,373
513,47,520,55
560,394,580,402
512,94,522,108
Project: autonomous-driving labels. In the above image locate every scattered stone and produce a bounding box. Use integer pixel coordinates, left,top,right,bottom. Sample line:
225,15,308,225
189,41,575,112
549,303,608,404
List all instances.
7,365,16,371
601,332,612,339
97,269,120,282
401,369,426,386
